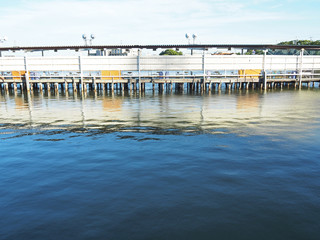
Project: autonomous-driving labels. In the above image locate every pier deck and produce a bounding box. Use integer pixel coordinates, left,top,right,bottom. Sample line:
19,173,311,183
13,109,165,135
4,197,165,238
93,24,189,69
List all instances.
1,54,320,92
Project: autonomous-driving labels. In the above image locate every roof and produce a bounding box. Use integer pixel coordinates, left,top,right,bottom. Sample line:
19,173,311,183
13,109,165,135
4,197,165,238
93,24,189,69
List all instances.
0,44,320,52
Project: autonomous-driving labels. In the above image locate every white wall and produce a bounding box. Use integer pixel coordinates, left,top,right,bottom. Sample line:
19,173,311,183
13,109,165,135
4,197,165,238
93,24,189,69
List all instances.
1,55,320,72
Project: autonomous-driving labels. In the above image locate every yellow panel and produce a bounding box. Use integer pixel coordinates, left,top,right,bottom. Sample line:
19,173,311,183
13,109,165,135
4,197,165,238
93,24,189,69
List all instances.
12,71,25,80
101,70,121,80
238,69,261,79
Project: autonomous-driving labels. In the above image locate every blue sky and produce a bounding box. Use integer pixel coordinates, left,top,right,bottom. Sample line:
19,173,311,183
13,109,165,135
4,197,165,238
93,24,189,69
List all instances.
0,0,319,46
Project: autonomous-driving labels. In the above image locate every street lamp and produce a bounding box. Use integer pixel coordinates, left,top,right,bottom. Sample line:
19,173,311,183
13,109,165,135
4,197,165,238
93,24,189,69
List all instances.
82,34,95,46
185,33,190,44
82,34,87,46
0,36,7,57
192,34,197,44
185,33,197,55
0,36,8,44
89,34,95,46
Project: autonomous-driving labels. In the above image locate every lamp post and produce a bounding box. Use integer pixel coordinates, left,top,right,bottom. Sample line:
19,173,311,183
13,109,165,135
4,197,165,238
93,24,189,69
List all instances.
185,33,190,44
0,36,8,57
89,34,95,46
82,34,95,46
185,33,197,55
82,34,88,46
192,34,197,44
0,36,7,43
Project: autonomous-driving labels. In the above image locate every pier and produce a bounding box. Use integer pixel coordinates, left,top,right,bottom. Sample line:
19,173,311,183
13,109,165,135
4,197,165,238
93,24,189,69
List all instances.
1,52,320,93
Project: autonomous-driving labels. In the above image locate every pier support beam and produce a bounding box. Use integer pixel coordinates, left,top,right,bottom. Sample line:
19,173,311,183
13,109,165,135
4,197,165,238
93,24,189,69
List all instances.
54,83,59,92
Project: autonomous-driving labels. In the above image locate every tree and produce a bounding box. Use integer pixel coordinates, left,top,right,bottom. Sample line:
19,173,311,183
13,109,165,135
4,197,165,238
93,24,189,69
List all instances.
278,39,320,46
159,49,183,55
276,39,320,55
245,49,264,55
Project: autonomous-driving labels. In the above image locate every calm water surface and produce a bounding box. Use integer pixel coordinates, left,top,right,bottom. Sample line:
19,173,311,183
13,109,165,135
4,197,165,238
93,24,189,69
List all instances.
0,89,320,240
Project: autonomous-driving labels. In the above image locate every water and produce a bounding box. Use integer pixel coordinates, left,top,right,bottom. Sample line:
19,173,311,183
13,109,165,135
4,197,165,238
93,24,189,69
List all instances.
1,89,320,240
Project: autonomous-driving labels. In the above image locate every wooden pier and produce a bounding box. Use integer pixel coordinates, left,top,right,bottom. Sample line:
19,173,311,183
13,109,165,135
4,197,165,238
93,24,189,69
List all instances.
1,54,320,93
1,74,319,93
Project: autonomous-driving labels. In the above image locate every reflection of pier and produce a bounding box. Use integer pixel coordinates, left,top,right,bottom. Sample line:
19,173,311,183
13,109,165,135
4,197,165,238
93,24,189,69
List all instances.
0,90,318,136
1,54,320,93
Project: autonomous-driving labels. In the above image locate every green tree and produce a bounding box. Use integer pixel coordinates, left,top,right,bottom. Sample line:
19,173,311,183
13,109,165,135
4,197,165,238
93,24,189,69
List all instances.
276,39,320,55
159,49,183,55
245,49,264,55
278,39,320,46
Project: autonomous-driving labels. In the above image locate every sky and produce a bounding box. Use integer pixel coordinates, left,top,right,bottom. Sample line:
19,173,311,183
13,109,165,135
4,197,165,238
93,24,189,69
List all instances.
0,0,319,47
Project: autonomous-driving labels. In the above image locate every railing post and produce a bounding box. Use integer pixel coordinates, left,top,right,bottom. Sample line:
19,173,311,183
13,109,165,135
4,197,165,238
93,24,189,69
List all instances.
78,55,84,92
299,48,304,89
24,56,30,91
137,49,141,91
263,50,267,90
202,52,206,91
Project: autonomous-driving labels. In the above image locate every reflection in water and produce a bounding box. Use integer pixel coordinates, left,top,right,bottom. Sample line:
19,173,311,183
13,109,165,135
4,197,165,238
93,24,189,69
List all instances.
1,89,320,139
1,89,320,240
102,97,122,111
237,93,259,110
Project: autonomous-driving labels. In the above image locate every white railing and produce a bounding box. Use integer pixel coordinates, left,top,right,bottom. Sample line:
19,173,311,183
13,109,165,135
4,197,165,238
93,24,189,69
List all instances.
1,55,320,72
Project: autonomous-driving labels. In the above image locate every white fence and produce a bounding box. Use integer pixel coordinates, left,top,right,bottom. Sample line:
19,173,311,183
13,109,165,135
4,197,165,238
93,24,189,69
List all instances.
0,55,320,72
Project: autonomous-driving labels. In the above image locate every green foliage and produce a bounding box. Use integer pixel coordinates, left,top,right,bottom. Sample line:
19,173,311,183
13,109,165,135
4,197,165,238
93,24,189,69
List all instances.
245,49,264,55
278,40,320,46
272,39,320,55
159,49,183,55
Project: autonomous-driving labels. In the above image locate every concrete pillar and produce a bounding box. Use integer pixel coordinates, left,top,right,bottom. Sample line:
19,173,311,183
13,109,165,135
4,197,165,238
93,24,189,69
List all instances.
13,82,17,91
72,78,76,91
54,83,59,92
92,77,97,91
